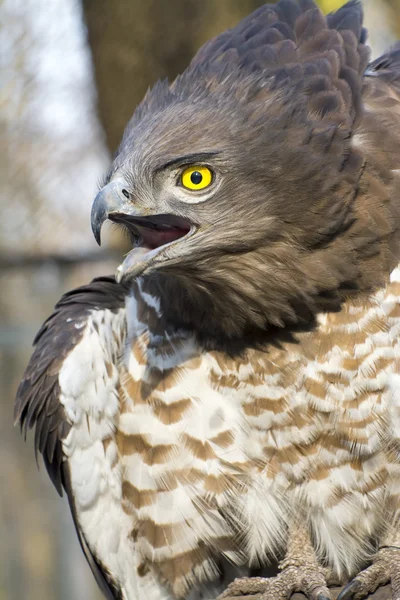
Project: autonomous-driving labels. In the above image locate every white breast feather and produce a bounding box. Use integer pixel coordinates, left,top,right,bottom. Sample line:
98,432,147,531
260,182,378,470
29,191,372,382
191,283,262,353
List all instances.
57,264,400,599
59,308,173,600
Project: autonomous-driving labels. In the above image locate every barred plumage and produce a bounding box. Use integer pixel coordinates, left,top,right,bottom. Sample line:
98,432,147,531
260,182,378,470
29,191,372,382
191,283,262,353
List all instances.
16,1,400,599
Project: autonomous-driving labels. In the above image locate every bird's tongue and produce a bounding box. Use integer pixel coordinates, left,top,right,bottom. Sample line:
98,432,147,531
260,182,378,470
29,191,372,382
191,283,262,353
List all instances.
116,224,189,280
138,226,188,250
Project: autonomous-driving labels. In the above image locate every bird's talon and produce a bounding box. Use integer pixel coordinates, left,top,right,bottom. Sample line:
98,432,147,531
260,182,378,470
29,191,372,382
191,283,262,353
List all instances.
336,579,362,600
218,565,332,600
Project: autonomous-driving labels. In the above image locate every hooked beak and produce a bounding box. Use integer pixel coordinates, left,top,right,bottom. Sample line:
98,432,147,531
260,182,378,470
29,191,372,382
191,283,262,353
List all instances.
91,180,194,280
91,181,133,246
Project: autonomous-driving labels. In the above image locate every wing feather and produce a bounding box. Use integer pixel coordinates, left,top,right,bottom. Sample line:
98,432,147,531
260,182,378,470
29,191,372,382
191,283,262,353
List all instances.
15,275,128,600
15,275,127,493
367,42,400,96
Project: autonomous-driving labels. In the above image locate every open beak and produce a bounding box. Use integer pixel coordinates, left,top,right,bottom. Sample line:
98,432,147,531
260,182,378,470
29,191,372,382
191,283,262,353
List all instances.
91,181,133,246
91,181,193,280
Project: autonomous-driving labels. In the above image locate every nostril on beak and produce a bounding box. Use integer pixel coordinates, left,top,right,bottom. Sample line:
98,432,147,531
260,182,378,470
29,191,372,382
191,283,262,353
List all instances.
122,189,130,199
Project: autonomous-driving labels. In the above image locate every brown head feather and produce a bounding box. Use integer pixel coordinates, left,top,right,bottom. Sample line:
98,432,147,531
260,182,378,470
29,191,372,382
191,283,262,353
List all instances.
106,0,400,341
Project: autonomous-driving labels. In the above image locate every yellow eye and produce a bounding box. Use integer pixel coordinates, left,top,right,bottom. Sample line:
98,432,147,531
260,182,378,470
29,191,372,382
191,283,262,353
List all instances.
181,166,213,191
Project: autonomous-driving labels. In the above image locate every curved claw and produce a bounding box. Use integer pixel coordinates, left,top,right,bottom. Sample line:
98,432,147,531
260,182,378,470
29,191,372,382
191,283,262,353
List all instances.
336,579,362,600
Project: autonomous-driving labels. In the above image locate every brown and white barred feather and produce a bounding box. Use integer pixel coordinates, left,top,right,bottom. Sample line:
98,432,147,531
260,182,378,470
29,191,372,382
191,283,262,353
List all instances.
15,1,400,600
116,270,400,597
15,277,129,600
16,267,400,600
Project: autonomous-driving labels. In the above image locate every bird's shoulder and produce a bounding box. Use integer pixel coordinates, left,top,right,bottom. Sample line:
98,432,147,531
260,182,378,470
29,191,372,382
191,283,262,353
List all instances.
367,42,400,96
15,275,129,600
360,42,400,165
14,274,128,494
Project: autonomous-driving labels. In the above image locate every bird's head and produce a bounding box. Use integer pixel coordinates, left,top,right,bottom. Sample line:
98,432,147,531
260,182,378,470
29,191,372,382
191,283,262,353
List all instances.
91,76,277,282
91,2,396,339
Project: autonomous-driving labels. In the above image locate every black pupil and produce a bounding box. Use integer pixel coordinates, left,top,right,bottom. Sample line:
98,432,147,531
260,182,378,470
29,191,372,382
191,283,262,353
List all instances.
190,171,203,185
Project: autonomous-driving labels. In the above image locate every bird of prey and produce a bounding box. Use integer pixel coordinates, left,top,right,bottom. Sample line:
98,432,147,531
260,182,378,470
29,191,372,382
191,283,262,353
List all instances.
15,1,400,599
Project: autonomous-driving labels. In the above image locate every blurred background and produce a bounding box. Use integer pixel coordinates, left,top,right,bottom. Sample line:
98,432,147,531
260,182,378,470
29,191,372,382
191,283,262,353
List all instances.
1,0,399,599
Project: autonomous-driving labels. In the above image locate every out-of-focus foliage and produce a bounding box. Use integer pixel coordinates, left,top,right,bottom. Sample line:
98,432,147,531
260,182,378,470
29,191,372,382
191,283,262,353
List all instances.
318,0,346,12
1,1,399,600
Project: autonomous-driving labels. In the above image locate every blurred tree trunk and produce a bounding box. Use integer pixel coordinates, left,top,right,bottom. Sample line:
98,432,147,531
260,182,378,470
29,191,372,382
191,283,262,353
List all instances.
82,0,264,152
386,0,400,36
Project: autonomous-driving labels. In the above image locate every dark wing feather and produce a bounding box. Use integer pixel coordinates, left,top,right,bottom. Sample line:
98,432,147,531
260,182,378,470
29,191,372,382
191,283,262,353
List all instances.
15,275,128,599
15,275,127,494
355,41,400,269
367,42,400,94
